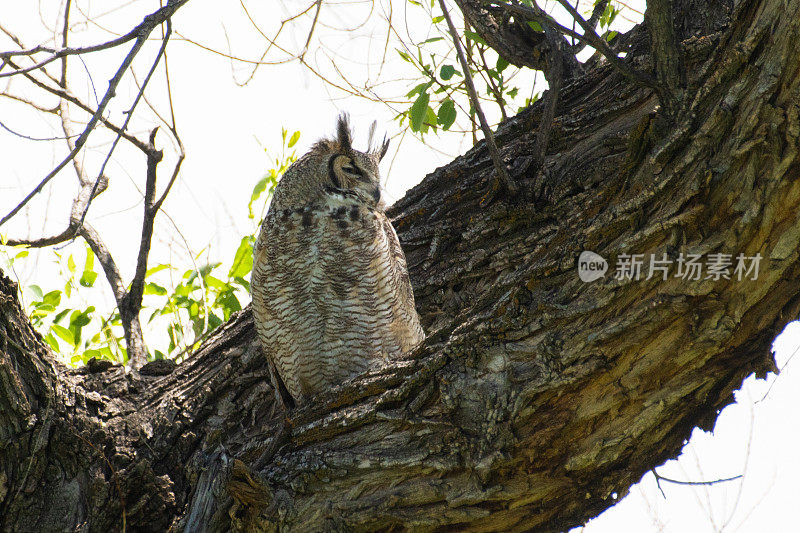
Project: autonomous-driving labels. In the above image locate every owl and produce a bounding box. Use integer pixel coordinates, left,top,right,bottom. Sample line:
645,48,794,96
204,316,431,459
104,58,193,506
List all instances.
251,114,425,407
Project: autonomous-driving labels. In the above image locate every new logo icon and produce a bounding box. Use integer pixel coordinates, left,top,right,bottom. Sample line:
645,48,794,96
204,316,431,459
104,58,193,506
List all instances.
578,251,608,282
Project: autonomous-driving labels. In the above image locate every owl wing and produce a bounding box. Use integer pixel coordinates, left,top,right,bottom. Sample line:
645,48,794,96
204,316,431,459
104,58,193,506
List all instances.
251,200,424,404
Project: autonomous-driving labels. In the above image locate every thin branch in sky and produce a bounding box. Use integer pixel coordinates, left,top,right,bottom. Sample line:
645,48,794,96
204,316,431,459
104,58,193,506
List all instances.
0,1,186,79
0,0,187,229
437,0,517,200
490,0,660,91
75,19,173,231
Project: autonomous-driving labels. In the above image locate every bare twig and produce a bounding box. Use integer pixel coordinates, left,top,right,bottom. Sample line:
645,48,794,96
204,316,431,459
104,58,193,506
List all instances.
438,0,517,200
3,3,185,369
125,129,163,337
651,467,743,498
532,24,565,172
2,73,150,152
572,0,609,54
0,1,185,79
491,0,660,91
0,0,188,229
78,224,127,303
75,18,173,232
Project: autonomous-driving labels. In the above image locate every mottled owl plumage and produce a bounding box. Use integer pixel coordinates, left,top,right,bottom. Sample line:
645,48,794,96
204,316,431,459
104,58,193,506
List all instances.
251,114,425,406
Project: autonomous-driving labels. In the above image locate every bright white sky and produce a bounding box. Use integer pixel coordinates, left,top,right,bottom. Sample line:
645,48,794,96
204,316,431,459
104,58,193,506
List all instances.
0,1,797,531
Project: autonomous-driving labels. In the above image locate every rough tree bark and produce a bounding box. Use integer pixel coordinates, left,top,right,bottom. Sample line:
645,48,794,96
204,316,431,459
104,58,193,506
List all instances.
2,0,800,530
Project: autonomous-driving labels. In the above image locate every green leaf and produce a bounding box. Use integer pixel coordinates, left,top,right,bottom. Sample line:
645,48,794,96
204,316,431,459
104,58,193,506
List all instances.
215,290,242,319
203,275,227,291
44,332,59,351
437,99,457,130
496,56,510,73
425,106,437,128
409,91,430,132
406,81,432,98
396,49,412,62
83,349,101,361
68,307,94,346
526,20,543,32
229,237,254,279
99,347,115,361
199,263,220,278
84,246,95,272
421,36,444,44
604,30,618,42
431,15,444,23
51,324,75,346
28,284,43,300
146,264,170,277
249,177,268,218
53,308,70,324
207,312,223,332
507,87,519,99
288,131,301,148
31,305,56,317
80,271,98,287
42,290,61,307
144,282,168,296
233,276,251,292
464,30,487,46
67,254,77,274
440,64,458,80
15,250,28,260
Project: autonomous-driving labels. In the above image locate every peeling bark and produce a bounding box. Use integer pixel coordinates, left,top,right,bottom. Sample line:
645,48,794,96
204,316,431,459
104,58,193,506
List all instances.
2,0,800,530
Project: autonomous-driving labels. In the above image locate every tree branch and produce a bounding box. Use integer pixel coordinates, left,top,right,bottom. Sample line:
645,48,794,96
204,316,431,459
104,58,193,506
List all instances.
490,0,660,91
530,24,564,181
572,0,610,54
438,0,518,200
0,0,188,229
0,0,187,79
644,0,683,116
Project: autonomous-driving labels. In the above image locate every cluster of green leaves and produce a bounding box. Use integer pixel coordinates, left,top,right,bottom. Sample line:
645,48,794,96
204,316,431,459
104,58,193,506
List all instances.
143,128,300,361
0,243,126,364
0,128,300,366
396,0,537,136
397,0,625,136
598,1,622,41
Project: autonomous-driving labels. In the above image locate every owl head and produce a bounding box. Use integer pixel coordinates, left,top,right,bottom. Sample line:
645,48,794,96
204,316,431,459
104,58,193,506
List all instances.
270,113,390,212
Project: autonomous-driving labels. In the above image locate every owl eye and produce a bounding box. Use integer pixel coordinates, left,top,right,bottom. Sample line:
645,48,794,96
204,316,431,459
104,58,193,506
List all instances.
342,163,367,181
329,154,369,187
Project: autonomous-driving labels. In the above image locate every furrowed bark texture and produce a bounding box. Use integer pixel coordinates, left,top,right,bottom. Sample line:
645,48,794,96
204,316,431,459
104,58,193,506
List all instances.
2,0,800,530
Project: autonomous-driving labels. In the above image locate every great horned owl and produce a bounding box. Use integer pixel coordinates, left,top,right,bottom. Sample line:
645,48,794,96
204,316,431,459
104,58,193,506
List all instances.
251,114,425,407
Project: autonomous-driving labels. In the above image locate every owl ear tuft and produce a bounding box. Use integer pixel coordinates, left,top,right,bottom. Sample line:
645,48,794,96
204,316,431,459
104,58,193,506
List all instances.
377,135,390,161
336,113,352,152
367,122,390,162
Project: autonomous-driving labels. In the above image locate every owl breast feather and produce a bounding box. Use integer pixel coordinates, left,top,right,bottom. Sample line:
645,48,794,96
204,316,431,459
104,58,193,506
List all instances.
251,197,425,404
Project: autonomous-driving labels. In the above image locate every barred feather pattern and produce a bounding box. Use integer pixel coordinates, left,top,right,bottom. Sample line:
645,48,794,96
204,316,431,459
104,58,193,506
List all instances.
251,193,425,405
